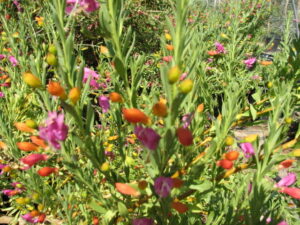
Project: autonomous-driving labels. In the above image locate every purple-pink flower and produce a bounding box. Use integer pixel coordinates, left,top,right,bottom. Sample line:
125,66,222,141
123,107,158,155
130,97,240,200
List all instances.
0,92,5,98
21,213,38,224
0,164,8,175
134,126,161,150
215,42,226,54
154,176,173,198
276,173,297,188
8,56,18,67
277,221,288,225
83,67,100,89
0,54,6,60
66,0,100,14
180,72,188,81
39,112,68,149
99,96,110,113
182,113,193,128
240,142,255,158
244,57,256,69
132,218,154,225
2,189,21,196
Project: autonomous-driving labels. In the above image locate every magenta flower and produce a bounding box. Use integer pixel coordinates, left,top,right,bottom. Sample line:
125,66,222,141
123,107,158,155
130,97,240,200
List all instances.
132,218,154,225
180,72,188,81
0,92,4,98
8,56,18,66
20,154,48,168
0,164,7,175
39,112,68,149
215,42,226,54
66,0,99,14
182,113,193,128
11,182,24,189
266,217,272,224
0,54,6,60
134,126,161,150
83,67,100,89
99,96,110,113
2,189,21,196
154,176,173,198
276,173,297,188
277,221,288,225
240,142,255,158
21,213,38,224
244,57,256,69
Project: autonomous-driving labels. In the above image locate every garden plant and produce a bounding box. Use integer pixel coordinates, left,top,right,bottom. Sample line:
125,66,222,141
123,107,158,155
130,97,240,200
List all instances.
0,0,299,224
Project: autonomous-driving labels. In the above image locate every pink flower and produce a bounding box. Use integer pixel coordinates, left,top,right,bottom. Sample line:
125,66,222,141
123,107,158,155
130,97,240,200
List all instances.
0,54,6,60
20,154,48,168
182,113,193,128
83,67,100,89
244,57,256,69
21,213,38,224
215,42,226,54
279,187,300,199
276,173,297,187
240,142,255,158
132,218,154,225
98,96,110,113
39,112,68,149
134,126,161,151
8,56,18,66
251,75,262,80
66,0,99,14
180,72,188,81
0,92,4,98
2,189,21,196
162,56,173,62
0,164,8,174
266,217,272,224
154,176,173,198
277,221,288,225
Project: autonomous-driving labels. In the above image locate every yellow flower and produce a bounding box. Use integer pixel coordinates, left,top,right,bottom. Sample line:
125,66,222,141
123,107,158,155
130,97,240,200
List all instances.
165,33,172,40
35,17,44,26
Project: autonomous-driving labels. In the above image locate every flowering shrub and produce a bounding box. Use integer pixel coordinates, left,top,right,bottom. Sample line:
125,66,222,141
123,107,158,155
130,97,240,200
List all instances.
0,0,299,224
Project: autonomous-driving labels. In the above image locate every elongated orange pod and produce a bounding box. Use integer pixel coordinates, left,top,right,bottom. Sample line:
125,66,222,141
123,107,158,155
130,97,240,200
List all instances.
17,142,38,152
30,136,47,149
225,151,239,161
171,201,188,213
176,127,193,146
115,183,140,196
122,108,149,124
37,167,58,176
109,92,123,103
14,122,35,133
47,81,67,100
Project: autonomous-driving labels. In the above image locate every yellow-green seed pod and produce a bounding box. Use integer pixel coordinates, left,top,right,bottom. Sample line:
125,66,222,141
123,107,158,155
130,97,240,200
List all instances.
100,162,110,172
285,117,292,124
179,79,193,93
25,119,37,129
68,87,81,105
168,66,181,84
22,72,42,88
244,134,258,143
46,53,58,66
48,44,57,55
225,136,234,146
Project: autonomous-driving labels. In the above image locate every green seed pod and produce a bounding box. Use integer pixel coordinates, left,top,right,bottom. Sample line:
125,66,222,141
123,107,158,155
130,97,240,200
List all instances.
168,66,181,84
48,44,57,55
46,53,58,66
179,79,193,93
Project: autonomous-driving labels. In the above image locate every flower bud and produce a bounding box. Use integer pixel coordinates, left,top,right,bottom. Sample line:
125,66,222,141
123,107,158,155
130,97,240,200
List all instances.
100,162,110,172
25,119,38,129
68,87,81,104
152,101,167,117
109,92,123,103
285,117,292,124
197,103,204,113
292,149,300,157
47,81,67,100
48,44,57,55
243,134,258,143
165,33,172,40
179,79,193,93
138,180,148,190
168,66,181,84
46,53,57,66
225,136,234,146
22,72,42,88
